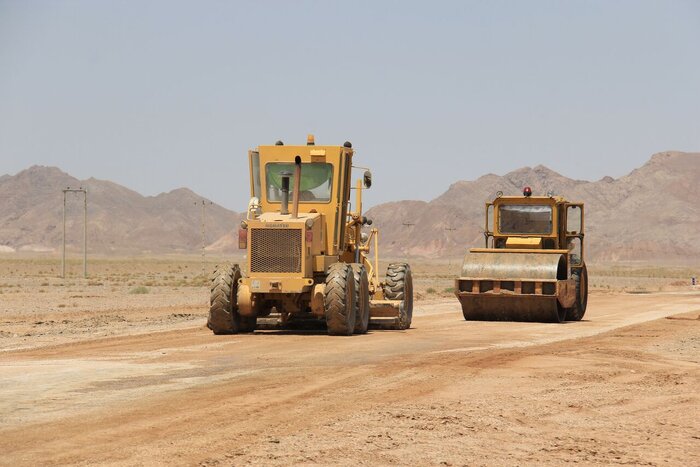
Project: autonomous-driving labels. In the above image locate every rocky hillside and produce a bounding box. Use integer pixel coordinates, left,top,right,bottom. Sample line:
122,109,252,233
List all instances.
365,151,700,262
2,152,698,262
0,166,241,254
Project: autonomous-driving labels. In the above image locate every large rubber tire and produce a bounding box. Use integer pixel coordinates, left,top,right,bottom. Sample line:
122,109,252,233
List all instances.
207,263,255,334
324,263,356,336
351,264,370,334
565,263,588,321
384,263,413,330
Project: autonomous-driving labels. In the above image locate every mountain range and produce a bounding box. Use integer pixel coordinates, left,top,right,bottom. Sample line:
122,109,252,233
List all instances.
0,166,240,254
365,151,699,262
1,151,698,263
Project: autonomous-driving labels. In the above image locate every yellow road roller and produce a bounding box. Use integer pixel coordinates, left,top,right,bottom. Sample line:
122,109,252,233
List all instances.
455,188,588,322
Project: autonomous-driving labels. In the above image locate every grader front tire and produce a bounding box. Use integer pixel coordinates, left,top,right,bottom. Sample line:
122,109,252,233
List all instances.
384,263,414,330
324,263,356,336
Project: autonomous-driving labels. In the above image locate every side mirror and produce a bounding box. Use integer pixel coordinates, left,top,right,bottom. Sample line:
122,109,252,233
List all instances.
363,170,372,189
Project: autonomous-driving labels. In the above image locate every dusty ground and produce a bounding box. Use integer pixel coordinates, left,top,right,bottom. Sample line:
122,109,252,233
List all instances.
0,257,698,466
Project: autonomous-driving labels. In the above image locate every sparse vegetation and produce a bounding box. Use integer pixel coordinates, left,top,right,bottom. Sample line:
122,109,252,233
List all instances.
0,255,695,309
129,286,150,295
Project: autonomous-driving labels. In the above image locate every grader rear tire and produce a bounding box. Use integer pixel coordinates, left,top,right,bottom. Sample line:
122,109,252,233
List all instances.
565,263,588,321
208,263,255,334
351,264,370,334
324,263,356,336
384,263,413,330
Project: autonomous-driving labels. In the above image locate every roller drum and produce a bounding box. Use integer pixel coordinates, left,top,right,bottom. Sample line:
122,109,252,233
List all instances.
455,252,569,323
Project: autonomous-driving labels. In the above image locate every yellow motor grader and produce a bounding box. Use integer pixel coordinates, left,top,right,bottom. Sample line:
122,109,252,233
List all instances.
208,135,413,335
455,187,588,322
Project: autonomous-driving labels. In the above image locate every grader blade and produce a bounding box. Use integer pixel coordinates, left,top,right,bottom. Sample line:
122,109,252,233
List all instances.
368,300,408,330
455,252,575,323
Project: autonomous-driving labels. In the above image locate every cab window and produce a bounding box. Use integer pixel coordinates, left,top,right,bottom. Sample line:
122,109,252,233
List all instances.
499,204,553,234
265,162,333,203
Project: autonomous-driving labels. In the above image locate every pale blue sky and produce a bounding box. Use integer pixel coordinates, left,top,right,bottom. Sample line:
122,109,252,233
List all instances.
1,1,698,210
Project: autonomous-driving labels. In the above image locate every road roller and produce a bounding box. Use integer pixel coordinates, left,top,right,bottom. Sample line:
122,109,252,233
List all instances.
455,188,588,322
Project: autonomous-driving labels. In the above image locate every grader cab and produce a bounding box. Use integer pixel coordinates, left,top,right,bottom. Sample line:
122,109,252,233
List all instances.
455,188,588,322
208,135,413,335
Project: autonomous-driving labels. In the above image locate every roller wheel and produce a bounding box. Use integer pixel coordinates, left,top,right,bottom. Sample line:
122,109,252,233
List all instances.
565,263,588,321
351,264,370,334
384,263,413,330
207,263,255,334
324,263,356,336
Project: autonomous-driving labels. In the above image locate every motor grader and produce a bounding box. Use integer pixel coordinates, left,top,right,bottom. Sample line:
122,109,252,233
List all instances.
455,188,588,322
208,135,413,335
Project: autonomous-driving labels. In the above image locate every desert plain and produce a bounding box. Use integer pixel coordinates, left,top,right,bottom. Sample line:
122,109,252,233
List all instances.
0,255,698,466
3,1,699,465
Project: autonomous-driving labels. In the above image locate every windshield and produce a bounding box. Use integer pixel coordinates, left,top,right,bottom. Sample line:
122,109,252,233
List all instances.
498,204,553,234
265,162,333,203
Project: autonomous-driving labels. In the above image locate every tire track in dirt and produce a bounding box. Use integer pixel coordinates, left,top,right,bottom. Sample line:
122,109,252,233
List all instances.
0,293,698,465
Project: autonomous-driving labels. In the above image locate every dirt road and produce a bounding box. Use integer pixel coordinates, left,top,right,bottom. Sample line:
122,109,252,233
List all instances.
1,292,698,466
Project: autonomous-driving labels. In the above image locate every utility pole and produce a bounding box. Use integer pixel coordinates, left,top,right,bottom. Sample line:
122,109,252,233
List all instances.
62,187,88,278
444,227,457,269
195,200,212,275
402,222,415,259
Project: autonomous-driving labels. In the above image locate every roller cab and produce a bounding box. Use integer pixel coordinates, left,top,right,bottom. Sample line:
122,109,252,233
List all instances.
455,189,588,322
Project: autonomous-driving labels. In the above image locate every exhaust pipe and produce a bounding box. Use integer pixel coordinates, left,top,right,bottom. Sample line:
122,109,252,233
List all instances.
280,171,291,215
292,156,301,219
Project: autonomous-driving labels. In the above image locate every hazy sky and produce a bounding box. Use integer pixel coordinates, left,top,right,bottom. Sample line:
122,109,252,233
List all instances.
1,1,698,210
